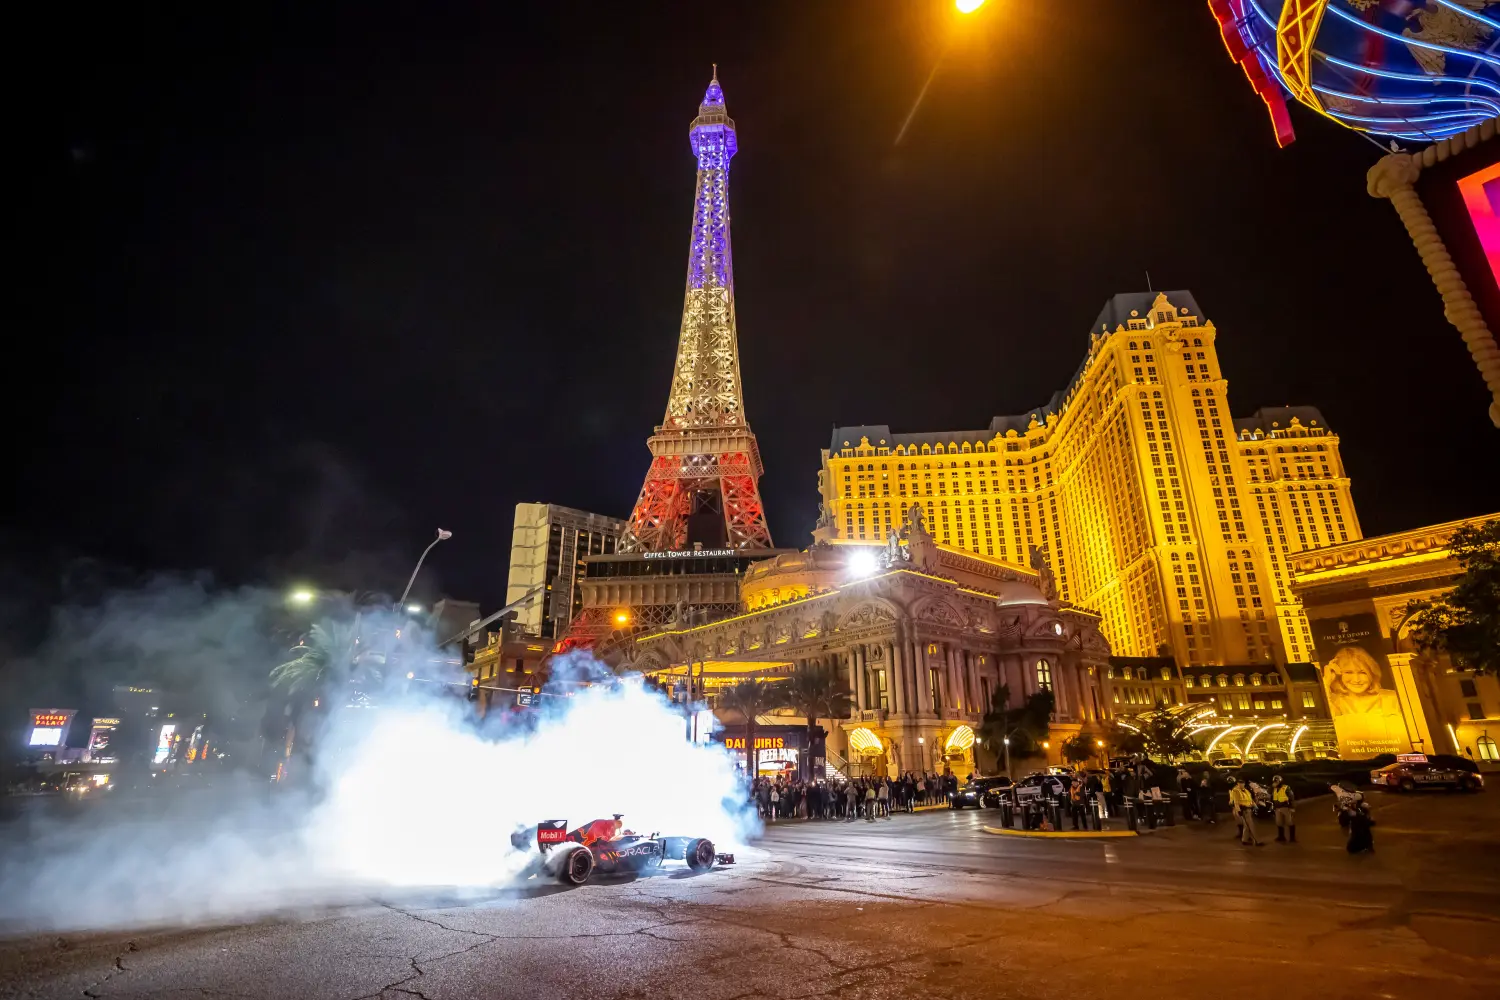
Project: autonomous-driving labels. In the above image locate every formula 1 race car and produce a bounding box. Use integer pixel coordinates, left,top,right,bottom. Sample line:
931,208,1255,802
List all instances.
509,814,735,886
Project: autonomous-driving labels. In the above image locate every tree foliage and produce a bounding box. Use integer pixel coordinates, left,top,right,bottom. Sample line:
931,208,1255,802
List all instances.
715,678,785,777
1060,731,1096,765
1108,706,1197,762
270,622,368,696
1403,520,1500,675
781,663,854,778
976,683,1054,757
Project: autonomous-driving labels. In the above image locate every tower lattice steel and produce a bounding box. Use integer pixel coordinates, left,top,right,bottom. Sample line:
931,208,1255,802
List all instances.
620,69,774,553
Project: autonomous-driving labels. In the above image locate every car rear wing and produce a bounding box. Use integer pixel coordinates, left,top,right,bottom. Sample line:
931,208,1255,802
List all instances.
536,820,568,847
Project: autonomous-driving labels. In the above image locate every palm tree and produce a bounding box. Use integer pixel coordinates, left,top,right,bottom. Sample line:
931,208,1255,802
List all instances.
782,663,855,779
715,678,786,779
270,622,363,697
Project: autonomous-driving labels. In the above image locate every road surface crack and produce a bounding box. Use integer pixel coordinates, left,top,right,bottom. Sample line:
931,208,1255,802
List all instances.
79,940,138,998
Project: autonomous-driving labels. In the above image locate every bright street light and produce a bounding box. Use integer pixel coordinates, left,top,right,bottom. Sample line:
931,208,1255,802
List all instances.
956,0,987,12
405,604,423,614
289,589,315,605
846,548,880,580
614,611,631,625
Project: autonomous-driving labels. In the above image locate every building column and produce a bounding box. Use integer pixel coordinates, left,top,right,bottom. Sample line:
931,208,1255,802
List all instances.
1388,652,1436,753
886,641,903,716
912,637,930,716
844,649,858,712
966,650,978,719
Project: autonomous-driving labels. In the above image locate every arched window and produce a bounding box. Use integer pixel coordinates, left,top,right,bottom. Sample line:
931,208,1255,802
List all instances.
1193,338,1202,347
1233,674,1246,687
1036,659,1052,690
1216,674,1229,688
1267,673,1281,686
1184,675,1195,688
1251,673,1263,686
1479,735,1499,761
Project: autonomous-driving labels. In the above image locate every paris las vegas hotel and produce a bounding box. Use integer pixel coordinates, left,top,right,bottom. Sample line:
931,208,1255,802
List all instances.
819,289,1358,672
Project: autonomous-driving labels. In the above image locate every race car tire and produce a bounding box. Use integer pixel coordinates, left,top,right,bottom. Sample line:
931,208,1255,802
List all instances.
685,838,716,871
553,844,594,886
1399,778,1417,793
1459,776,1480,793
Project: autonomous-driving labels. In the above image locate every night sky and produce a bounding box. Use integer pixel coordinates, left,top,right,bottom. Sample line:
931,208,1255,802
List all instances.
23,0,1500,614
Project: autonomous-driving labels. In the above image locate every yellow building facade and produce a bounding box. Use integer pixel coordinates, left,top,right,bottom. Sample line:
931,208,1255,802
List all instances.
1289,514,1500,763
817,291,1361,669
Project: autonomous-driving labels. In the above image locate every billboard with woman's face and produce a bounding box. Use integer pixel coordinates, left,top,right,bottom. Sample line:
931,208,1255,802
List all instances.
1311,614,1408,758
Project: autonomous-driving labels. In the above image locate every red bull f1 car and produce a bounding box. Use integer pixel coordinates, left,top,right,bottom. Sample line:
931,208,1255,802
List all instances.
509,814,735,886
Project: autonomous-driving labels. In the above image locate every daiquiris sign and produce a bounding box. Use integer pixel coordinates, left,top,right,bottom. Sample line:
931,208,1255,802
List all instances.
641,549,738,560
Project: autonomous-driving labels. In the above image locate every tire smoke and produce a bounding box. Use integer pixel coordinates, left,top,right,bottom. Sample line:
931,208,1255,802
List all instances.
0,594,758,933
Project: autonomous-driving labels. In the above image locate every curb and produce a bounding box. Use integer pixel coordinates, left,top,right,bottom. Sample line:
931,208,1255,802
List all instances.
981,825,1138,839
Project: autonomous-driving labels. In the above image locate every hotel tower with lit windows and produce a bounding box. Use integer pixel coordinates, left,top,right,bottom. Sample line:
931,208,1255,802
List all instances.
818,291,1361,670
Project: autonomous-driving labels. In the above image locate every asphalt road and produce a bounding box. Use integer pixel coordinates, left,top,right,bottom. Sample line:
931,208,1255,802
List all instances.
2,790,1497,999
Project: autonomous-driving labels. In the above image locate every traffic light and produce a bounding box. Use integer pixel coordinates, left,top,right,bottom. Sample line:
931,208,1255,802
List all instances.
467,677,479,702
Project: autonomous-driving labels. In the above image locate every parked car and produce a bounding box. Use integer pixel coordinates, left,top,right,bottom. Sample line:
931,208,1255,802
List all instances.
951,776,1012,808
1370,761,1484,793
1013,772,1069,801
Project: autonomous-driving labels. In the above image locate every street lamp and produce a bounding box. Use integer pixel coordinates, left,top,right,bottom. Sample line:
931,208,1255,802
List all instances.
895,0,990,145
1002,736,1011,779
396,529,452,610
288,589,315,605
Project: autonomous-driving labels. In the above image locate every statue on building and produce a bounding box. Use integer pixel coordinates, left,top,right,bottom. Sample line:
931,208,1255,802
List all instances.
903,505,940,573
881,527,910,568
1030,544,1058,601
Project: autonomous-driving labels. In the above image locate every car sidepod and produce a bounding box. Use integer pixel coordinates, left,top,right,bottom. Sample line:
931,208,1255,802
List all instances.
593,837,666,874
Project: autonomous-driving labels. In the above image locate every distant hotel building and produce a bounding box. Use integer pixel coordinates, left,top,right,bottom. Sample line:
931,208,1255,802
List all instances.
818,291,1362,669
506,503,625,640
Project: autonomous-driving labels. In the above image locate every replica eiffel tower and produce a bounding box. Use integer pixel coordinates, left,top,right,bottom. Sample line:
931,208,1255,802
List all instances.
621,68,774,553
554,71,780,657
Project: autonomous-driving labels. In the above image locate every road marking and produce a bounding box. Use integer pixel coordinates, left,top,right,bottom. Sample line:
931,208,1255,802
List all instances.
1103,845,1117,865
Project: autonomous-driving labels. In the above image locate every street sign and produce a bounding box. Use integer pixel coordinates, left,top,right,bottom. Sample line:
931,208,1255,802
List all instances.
516,692,534,708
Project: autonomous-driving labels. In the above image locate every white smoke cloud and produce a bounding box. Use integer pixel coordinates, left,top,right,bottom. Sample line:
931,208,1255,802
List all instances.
303,678,755,888
0,597,758,933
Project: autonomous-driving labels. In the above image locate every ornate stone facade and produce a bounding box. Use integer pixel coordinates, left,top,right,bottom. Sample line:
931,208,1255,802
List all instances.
617,509,1112,777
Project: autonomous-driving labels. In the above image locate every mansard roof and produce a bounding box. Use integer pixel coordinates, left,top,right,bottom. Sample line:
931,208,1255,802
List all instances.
1089,290,1206,336
1232,406,1333,436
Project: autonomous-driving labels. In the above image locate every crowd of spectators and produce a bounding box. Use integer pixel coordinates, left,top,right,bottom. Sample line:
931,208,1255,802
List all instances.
748,771,962,822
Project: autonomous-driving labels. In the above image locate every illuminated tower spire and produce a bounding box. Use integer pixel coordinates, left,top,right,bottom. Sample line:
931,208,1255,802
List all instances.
621,71,773,552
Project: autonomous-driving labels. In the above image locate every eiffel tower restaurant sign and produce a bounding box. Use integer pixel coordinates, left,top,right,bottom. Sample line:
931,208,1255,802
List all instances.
642,549,738,560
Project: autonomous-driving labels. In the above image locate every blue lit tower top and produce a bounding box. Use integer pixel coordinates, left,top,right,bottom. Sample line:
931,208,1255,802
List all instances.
664,68,746,430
